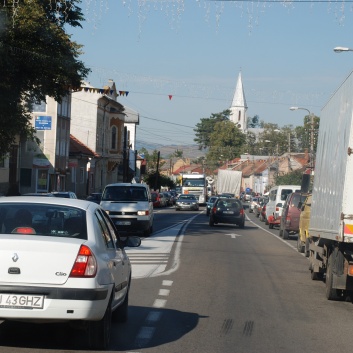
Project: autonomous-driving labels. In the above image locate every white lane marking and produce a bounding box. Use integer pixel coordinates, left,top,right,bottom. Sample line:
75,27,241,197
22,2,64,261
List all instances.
146,311,162,323
153,299,167,308
246,215,306,257
226,233,243,238
135,326,156,346
158,289,170,296
127,213,201,278
162,280,173,286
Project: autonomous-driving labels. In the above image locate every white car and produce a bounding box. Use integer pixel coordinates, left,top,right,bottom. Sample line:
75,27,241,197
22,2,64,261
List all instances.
0,196,141,350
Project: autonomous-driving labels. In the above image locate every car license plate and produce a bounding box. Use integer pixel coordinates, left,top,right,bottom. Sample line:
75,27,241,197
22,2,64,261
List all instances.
223,211,234,214
0,294,44,309
116,221,131,226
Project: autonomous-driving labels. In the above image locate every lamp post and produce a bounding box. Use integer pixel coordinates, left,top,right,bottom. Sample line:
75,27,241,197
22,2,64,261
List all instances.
290,106,315,172
333,46,353,53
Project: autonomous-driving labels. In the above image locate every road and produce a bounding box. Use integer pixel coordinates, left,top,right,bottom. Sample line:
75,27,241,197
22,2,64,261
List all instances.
1,205,353,352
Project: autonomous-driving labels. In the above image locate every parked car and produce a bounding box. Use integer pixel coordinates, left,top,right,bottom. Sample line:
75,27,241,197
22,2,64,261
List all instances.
249,197,260,213
162,192,173,206
175,194,199,211
0,196,141,350
209,198,245,228
254,196,268,218
298,194,312,255
266,185,301,229
260,202,268,223
100,183,154,236
151,191,165,208
243,193,252,202
51,191,77,199
206,196,218,216
86,192,102,204
279,191,308,239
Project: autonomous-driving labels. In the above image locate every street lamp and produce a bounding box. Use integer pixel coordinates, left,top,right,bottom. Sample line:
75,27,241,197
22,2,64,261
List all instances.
333,46,353,53
289,106,315,172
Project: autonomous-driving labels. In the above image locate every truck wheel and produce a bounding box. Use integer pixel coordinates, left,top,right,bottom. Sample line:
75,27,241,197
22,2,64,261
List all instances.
305,238,310,257
325,253,341,300
282,229,289,240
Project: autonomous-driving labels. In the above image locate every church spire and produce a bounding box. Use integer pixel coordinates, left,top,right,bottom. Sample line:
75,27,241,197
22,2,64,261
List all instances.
229,71,247,132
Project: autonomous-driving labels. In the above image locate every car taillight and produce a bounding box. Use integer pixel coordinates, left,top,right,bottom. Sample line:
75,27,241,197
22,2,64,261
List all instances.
70,245,97,277
240,209,244,215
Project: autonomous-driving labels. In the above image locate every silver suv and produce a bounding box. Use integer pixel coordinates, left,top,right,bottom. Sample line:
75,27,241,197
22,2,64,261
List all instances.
100,183,154,236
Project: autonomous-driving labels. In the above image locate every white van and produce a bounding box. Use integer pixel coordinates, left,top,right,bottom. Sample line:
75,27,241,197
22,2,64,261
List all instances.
100,183,154,236
265,185,301,228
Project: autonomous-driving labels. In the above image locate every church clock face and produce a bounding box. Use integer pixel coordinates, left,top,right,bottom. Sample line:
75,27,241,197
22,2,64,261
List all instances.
237,124,242,128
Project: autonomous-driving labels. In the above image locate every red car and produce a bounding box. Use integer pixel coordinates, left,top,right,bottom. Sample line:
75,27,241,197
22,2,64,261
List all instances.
151,191,165,208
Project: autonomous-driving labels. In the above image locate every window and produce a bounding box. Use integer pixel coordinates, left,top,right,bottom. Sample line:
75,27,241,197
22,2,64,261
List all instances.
95,210,115,249
111,126,117,149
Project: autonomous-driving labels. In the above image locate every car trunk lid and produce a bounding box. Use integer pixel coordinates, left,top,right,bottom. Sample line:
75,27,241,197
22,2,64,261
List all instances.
0,235,84,285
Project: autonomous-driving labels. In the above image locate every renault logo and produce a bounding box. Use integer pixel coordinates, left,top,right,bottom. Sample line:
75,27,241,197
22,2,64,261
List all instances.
12,253,19,262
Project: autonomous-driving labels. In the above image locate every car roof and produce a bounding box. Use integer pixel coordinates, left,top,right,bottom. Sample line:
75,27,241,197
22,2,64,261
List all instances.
2,196,96,210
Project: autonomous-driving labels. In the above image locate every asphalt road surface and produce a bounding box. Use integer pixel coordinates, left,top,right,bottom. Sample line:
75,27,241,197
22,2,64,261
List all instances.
1,206,353,353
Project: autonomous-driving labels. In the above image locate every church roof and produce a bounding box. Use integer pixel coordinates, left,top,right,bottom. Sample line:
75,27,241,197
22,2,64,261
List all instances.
231,72,247,109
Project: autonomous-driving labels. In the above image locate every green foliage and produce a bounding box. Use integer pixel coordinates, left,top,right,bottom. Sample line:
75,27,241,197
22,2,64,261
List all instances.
144,172,175,191
275,169,304,186
247,115,262,128
0,0,90,156
206,119,246,165
193,110,231,149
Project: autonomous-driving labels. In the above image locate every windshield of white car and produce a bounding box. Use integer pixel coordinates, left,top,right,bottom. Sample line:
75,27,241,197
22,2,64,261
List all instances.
102,186,148,202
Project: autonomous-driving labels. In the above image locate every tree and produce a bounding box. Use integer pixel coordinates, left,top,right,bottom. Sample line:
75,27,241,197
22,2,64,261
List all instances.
194,110,231,150
275,169,304,186
206,120,246,165
138,148,165,172
143,172,175,191
247,115,262,128
0,0,90,156
295,115,320,155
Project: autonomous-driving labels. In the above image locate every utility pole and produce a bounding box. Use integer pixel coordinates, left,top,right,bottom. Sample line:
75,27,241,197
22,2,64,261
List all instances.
154,151,160,191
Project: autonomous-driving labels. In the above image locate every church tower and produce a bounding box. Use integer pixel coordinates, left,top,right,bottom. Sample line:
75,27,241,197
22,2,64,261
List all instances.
229,72,247,133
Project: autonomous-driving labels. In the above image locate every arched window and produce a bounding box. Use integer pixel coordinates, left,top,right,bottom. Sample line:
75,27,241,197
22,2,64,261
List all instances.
111,126,117,149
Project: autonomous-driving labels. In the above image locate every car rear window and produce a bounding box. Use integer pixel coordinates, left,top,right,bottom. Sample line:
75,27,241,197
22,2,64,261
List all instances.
217,199,242,209
0,203,87,239
102,186,148,202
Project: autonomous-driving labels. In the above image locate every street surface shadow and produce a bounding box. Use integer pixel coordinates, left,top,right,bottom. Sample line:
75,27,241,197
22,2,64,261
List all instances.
0,306,206,351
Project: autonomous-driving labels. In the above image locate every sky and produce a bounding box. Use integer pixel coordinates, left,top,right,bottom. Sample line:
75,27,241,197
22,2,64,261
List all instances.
68,0,353,150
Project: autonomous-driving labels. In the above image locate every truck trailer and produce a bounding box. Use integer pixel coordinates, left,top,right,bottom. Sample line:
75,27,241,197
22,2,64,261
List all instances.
308,70,353,300
216,169,242,197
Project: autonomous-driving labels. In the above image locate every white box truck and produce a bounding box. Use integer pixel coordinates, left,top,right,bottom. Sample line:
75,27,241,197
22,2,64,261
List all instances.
309,70,353,300
216,170,242,197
